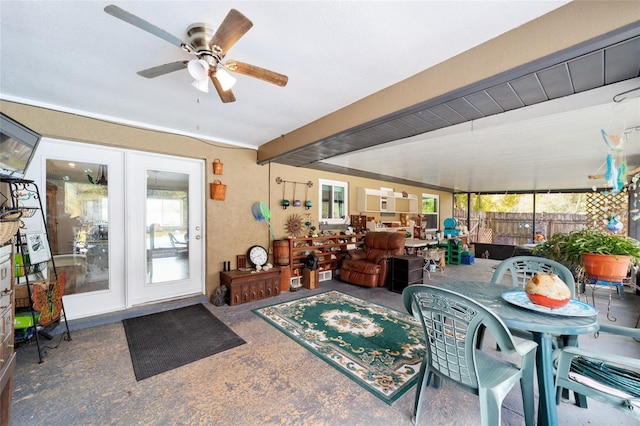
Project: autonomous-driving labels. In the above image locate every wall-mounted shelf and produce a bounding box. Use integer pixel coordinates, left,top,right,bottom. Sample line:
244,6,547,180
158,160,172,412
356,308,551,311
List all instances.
356,187,418,214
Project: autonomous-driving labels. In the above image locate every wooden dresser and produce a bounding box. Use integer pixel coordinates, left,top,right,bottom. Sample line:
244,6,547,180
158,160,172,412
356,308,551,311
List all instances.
220,269,281,306
0,243,15,425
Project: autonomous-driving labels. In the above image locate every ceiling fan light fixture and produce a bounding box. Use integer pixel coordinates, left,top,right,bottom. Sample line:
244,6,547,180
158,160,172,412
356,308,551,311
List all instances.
104,6,286,103
191,78,209,93
215,68,237,92
187,58,210,81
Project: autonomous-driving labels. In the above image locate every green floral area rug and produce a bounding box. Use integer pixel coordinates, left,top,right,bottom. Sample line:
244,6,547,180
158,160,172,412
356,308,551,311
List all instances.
253,290,425,404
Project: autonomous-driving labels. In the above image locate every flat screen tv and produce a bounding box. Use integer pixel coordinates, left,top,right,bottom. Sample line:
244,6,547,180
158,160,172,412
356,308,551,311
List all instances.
0,113,42,178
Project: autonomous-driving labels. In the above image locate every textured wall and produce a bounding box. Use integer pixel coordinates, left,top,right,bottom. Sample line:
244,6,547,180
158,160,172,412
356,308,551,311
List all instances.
0,100,450,300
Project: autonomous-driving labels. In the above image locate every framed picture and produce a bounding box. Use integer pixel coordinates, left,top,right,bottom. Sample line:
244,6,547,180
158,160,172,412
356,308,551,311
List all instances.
24,231,51,264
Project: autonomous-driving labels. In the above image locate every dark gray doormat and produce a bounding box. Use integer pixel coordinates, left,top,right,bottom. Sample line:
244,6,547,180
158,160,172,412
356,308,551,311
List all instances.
123,303,245,381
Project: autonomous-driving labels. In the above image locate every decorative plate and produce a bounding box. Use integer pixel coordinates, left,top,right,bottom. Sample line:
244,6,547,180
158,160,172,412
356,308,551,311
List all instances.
501,291,598,317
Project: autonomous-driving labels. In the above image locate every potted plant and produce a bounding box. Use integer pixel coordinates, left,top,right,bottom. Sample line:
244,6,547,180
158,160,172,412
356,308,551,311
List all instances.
531,228,640,281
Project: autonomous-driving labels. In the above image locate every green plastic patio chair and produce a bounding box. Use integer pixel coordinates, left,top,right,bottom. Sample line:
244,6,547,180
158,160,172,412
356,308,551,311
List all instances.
555,323,640,420
490,256,576,296
403,285,537,426
477,255,576,349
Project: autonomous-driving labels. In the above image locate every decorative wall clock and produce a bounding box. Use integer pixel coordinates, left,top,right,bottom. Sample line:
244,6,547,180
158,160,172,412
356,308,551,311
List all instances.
247,245,268,268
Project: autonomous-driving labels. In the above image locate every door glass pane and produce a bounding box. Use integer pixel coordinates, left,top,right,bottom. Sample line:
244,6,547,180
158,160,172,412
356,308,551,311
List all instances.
146,170,189,284
46,160,109,295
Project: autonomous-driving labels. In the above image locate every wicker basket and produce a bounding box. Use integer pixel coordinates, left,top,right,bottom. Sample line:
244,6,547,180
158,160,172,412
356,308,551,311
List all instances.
212,159,223,175
0,220,19,245
15,280,48,308
210,180,227,200
19,207,38,218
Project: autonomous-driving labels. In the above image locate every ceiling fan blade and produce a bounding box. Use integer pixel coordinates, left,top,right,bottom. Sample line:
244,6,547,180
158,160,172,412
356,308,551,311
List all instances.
137,61,188,78
209,9,253,55
225,61,288,87
211,75,237,103
104,5,187,50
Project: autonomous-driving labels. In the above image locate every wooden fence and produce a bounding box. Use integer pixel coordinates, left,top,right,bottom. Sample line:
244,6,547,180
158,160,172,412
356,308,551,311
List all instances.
453,191,630,245
453,210,589,245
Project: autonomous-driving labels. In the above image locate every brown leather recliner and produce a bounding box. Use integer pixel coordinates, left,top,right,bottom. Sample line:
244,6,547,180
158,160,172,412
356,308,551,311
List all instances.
339,232,406,288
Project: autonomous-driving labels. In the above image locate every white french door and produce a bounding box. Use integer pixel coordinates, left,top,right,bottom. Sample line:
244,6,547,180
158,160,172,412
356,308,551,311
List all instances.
126,152,204,305
26,139,204,319
28,139,126,318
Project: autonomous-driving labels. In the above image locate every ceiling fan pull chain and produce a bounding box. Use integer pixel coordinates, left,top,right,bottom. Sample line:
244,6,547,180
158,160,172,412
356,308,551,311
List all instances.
196,98,200,130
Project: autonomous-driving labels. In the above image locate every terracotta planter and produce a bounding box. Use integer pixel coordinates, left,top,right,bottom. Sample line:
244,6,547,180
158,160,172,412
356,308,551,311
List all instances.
582,253,631,281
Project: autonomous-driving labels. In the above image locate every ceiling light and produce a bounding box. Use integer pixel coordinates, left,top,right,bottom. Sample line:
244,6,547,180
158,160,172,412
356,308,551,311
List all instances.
191,78,209,93
187,59,209,81
215,68,236,92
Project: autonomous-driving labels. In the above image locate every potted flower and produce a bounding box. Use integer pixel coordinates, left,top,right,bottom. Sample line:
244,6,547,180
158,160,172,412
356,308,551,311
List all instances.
531,228,640,281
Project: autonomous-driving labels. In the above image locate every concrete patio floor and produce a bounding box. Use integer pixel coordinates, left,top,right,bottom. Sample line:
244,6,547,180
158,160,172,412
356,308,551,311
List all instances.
9,258,640,425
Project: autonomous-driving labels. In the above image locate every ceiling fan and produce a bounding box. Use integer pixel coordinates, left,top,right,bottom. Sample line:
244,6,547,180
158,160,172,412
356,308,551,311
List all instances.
104,5,288,103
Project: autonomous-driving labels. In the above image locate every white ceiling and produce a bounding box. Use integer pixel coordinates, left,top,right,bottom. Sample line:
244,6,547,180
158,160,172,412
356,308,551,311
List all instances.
1,1,639,192
323,80,640,192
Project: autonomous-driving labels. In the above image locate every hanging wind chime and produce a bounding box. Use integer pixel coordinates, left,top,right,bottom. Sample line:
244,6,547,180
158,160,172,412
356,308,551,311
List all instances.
601,128,628,194
293,183,301,207
281,181,290,209
303,182,311,209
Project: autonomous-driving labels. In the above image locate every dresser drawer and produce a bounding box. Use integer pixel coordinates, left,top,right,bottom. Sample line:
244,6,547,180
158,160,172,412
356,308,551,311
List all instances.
389,255,423,271
0,258,11,310
0,307,12,368
392,268,423,283
0,245,10,262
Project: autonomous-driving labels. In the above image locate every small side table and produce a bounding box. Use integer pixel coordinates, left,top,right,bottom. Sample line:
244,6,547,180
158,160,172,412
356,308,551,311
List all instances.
388,255,424,293
404,239,437,256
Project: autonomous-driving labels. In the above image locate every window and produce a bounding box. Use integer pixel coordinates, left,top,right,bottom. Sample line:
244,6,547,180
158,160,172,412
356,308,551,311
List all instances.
147,198,185,227
459,191,590,244
319,179,348,224
422,193,439,231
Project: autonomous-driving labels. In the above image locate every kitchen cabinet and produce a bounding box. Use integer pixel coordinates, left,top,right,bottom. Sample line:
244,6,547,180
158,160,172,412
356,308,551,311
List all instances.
356,187,418,214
